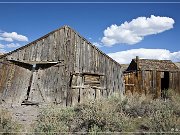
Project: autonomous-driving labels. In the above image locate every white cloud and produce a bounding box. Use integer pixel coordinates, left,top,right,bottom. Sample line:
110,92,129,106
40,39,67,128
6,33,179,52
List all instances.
0,43,21,53
102,15,175,46
6,43,21,48
0,37,13,42
0,32,28,42
0,49,7,53
0,44,5,48
108,48,180,64
93,42,103,48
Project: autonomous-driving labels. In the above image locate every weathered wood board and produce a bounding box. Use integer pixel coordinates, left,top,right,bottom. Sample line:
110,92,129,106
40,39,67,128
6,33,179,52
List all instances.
0,26,125,106
124,70,180,98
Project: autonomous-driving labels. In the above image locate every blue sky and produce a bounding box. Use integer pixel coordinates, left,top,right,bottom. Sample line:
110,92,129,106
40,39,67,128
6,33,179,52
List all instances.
0,1,180,63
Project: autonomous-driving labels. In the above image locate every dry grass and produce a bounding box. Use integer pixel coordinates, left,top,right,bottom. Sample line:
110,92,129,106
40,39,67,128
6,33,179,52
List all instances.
0,89,179,134
0,109,22,134
34,89,180,134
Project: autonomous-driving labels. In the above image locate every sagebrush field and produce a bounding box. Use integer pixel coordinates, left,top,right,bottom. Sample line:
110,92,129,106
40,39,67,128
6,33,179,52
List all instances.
1,90,180,134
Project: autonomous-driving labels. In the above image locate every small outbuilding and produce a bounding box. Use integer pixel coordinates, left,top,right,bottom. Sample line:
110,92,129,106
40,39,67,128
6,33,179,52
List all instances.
0,26,124,106
124,56,180,98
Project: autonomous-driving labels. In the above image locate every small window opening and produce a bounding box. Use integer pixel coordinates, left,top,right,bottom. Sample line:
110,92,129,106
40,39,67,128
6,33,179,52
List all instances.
84,74,101,87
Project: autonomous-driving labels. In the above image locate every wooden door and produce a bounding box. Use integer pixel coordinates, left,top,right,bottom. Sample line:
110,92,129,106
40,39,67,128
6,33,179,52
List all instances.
0,61,32,105
26,63,66,106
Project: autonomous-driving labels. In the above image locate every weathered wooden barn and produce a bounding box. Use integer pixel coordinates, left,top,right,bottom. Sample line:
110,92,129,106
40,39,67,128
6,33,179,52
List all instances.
124,56,180,98
0,26,124,106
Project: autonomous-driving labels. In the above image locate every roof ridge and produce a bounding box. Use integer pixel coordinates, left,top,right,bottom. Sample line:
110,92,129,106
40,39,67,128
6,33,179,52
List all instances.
134,58,172,61
0,25,122,66
0,25,68,59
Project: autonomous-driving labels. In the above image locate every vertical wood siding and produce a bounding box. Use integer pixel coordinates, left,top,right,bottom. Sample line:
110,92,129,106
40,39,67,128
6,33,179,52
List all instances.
71,33,124,103
0,61,31,105
0,26,125,106
124,70,180,98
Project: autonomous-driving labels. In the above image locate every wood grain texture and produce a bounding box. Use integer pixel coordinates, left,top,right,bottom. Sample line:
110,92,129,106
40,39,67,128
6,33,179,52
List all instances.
0,26,125,106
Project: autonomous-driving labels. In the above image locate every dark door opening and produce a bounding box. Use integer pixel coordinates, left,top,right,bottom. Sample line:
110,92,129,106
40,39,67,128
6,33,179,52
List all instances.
161,71,169,98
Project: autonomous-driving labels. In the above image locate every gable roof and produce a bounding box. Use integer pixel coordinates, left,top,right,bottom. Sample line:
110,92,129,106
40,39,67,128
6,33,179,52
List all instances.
0,25,121,67
137,59,179,71
0,26,67,59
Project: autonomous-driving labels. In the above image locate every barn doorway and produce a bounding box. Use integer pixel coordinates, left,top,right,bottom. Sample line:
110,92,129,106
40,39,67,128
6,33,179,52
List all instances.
161,71,169,98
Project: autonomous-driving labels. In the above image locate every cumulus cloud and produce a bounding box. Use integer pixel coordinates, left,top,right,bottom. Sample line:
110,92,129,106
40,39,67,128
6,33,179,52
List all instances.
102,15,175,46
0,43,21,53
0,31,28,42
6,43,21,48
0,37,13,42
108,48,180,64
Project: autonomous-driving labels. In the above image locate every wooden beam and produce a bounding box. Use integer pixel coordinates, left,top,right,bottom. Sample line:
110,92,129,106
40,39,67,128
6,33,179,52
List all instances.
7,59,63,65
91,86,106,90
71,85,106,90
71,86,88,89
72,72,105,76
125,84,135,86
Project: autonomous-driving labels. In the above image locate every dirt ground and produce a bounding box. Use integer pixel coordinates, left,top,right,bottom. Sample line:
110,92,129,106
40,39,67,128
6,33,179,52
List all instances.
1,104,40,132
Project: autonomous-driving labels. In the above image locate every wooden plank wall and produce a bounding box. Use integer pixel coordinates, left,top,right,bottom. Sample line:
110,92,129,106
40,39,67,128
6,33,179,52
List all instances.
124,70,180,98
124,71,155,95
1,26,76,106
72,33,124,104
169,71,180,94
0,26,125,106
0,61,31,105
124,71,158,97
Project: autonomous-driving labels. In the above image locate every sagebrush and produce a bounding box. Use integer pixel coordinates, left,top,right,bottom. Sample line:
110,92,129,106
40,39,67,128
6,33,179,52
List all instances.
34,90,180,134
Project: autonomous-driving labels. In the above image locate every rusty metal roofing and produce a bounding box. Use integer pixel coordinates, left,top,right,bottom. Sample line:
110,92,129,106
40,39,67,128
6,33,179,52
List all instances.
136,59,179,71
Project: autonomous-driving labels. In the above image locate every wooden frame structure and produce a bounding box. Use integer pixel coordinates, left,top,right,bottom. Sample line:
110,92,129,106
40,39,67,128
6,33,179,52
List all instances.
124,56,180,98
0,26,124,106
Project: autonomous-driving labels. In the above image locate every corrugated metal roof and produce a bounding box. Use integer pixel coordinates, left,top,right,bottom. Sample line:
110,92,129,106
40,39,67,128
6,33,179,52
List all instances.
137,59,179,71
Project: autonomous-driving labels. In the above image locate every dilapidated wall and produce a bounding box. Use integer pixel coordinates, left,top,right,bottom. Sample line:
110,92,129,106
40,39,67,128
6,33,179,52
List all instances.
124,70,180,98
0,26,74,106
0,26,124,106
0,61,31,104
124,58,180,98
71,35,124,105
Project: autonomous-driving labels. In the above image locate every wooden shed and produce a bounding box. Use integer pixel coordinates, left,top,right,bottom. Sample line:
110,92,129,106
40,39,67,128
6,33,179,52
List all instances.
0,26,124,106
124,56,180,98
